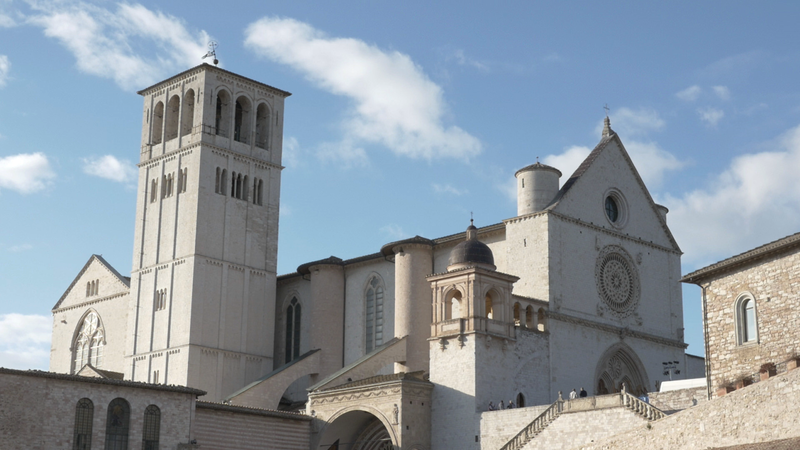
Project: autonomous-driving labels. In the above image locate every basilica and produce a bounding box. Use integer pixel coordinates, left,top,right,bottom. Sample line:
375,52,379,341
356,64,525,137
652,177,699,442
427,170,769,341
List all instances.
39,64,706,449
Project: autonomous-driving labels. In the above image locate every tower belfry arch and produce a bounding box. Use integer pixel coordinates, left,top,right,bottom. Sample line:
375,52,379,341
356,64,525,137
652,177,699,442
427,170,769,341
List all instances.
125,64,291,401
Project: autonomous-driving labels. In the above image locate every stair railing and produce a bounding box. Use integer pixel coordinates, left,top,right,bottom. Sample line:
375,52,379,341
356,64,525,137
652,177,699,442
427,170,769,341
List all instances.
498,399,563,450
621,390,666,421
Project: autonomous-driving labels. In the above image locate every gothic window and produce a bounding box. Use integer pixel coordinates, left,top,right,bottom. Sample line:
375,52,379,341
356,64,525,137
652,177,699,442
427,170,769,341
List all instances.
215,168,227,195
736,294,758,344
165,95,180,141
178,168,187,193
285,297,301,363
141,405,161,450
73,398,93,450
104,398,130,450
215,90,230,138
73,311,105,372
151,102,163,145
256,178,263,205
234,96,252,144
255,103,270,149
243,175,249,201
181,89,195,137
154,289,167,311
365,276,385,353
525,305,534,329
86,280,99,297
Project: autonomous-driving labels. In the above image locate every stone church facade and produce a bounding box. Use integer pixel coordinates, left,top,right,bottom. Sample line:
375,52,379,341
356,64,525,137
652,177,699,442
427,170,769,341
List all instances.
42,64,703,449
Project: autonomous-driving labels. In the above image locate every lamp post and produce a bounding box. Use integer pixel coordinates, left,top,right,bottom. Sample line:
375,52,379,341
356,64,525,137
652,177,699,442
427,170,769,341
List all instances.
662,360,681,381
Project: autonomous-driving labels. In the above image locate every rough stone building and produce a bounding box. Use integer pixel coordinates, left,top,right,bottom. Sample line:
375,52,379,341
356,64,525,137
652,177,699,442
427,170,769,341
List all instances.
35,64,708,449
682,232,800,398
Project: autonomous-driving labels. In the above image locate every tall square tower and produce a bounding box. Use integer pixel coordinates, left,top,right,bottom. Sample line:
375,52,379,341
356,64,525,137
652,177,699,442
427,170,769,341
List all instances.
125,64,290,401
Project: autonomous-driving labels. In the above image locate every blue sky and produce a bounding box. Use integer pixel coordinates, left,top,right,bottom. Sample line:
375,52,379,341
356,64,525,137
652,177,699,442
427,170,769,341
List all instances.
2,0,800,371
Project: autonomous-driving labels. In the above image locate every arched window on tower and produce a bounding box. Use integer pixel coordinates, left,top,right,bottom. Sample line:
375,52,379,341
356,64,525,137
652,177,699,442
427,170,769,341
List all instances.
485,293,494,319
165,95,180,141
243,175,249,201
215,90,230,137
234,96,252,144
255,103,270,149
525,305,534,329
141,405,161,450
104,398,130,450
445,290,462,321
181,89,194,137
72,311,105,373
285,297,301,363
73,398,93,450
513,302,521,326
151,102,164,145
365,276,385,353
537,308,546,332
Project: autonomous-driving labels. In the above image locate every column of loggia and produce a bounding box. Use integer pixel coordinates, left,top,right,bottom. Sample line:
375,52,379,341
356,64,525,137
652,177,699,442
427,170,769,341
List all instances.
393,243,434,373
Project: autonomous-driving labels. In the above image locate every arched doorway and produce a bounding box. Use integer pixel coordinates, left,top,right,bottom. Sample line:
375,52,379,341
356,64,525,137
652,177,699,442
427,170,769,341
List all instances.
318,410,396,450
594,344,649,396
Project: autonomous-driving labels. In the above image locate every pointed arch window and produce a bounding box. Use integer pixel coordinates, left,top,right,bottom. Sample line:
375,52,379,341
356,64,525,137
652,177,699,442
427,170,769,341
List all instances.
151,102,163,145
104,398,130,450
365,276,385,353
141,405,161,450
73,398,93,450
73,311,105,372
285,298,301,363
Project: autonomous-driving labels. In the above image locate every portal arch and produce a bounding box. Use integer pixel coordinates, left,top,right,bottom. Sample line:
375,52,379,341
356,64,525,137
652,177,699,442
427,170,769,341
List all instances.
593,343,649,396
317,406,397,450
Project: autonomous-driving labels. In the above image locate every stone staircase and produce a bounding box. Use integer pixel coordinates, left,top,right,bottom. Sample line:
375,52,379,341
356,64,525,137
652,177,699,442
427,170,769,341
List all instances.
497,391,666,450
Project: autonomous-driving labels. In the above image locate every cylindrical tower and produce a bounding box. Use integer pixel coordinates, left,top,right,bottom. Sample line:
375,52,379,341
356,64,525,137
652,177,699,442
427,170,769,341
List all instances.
515,162,562,215
299,257,345,378
383,237,434,373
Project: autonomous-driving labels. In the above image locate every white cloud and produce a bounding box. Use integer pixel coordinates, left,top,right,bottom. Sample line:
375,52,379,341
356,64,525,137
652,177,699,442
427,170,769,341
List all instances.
317,140,369,168
244,17,482,161
664,124,800,267
82,155,136,183
543,145,591,185
0,152,56,194
433,183,467,196
598,107,665,138
0,313,51,370
28,2,209,90
676,85,702,102
380,224,407,240
0,54,9,87
449,49,489,71
698,107,724,127
0,11,15,28
712,85,731,100
9,244,33,252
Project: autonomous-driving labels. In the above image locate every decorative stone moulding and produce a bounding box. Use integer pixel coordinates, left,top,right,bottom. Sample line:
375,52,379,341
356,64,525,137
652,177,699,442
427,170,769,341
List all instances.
595,245,641,317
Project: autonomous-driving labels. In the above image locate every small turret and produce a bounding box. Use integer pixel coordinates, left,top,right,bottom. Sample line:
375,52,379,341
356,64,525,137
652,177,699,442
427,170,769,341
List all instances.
515,162,562,216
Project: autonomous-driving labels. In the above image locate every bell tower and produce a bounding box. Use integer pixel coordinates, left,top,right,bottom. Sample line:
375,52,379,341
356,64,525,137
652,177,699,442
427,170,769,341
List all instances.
125,64,291,401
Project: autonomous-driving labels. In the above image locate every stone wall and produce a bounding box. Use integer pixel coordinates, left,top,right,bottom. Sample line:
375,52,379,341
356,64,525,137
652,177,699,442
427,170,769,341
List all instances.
526,406,648,450
576,365,800,450
700,248,800,392
647,386,707,413
0,368,200,450
479,404,550,450
193,402,310,450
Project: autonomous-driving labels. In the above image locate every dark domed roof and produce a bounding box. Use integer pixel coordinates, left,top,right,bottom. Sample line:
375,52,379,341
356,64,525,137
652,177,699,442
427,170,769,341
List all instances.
448,221,495,268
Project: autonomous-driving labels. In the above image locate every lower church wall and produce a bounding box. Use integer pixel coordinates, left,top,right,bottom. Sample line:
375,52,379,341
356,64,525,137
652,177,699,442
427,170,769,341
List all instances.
193,402,310,450
526,406,647,450
647,386,707,413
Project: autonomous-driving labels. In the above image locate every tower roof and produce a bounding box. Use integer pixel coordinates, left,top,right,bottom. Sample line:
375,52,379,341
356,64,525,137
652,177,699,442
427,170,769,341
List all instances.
136,63,292,98
448,220,495,269
515,161,562,178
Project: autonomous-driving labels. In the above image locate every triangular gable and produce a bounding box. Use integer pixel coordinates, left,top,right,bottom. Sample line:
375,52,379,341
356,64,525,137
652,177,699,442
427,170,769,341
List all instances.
546,133,681,252
52,255,131,311
76,363,124,380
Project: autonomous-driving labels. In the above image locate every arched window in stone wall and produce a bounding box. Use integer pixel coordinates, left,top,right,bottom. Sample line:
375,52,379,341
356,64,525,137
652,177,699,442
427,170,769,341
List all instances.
73,398,93,450
255,103,270,149
252,178,264,205
285,297,301,364
537,308,546,332
215,168,227,195
141,405,160,450
525,305,534,329
513,302,521,326
485,293,494,319
445,290,462,321
215,90,231,137
365,275,385,353
73,311,105,373
516,393,525,408
234,96,252,144
165,95,180,141
735,293,759,345
181,89,194,137
151,102,164,145
104,398,130,450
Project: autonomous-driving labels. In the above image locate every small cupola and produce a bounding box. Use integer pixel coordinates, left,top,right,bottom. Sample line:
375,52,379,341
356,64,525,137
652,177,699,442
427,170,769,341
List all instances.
447,220,496,271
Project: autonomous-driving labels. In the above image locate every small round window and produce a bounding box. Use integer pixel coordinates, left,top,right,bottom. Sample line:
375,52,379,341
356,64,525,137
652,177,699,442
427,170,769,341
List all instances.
605,196,619,223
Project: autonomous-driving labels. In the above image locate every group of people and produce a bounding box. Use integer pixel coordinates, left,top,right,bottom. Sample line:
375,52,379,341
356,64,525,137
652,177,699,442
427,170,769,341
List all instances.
568,388,588,399
487,400,516,411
